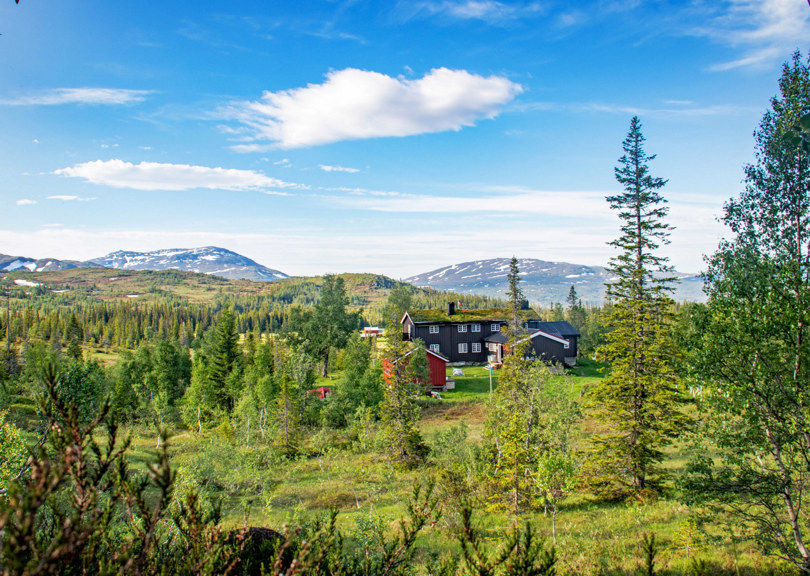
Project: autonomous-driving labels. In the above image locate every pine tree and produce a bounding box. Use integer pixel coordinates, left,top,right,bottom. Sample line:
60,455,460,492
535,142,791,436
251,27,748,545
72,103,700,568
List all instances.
209,307,241,410
585,116,685,496
505,256,525,344
380,290,426,465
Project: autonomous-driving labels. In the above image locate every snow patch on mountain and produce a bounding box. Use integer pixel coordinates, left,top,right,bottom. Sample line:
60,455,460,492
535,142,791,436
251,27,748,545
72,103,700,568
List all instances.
89,246,288,282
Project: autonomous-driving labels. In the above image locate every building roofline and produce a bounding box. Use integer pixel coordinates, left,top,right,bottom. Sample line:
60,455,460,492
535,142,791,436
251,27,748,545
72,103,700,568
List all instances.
517,329,570,346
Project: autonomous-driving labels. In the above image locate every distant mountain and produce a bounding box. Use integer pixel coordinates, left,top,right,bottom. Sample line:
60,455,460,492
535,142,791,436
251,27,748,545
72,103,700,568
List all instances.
88,247,288,281
0,253,95,273
405,258,705,304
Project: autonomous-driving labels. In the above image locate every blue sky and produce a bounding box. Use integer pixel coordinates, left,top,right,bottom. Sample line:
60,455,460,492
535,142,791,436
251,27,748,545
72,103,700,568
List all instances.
1,0,808,277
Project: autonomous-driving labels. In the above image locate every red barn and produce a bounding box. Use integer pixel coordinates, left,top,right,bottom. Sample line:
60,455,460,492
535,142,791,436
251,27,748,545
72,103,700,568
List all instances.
382,346,449,392
307,387,332,399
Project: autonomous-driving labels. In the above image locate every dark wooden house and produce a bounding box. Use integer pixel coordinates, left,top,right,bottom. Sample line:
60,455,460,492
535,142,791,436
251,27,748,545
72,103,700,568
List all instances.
402,303,579,367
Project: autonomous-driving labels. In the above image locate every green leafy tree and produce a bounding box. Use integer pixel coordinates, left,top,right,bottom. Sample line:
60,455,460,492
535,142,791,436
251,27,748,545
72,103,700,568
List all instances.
684,52,810,572
0,411,27,494
306,275,356,377
585,116,685,496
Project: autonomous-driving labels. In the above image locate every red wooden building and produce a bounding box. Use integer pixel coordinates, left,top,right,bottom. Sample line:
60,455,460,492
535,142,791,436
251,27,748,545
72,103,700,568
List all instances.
382,346,450,391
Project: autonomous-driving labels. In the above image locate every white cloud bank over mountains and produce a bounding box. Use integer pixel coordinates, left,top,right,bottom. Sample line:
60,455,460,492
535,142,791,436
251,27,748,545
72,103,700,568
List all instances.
225,67,523,150
54,160,299,192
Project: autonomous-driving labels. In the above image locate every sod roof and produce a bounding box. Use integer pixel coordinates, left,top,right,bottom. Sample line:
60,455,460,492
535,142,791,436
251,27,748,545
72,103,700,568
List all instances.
405,307,539,323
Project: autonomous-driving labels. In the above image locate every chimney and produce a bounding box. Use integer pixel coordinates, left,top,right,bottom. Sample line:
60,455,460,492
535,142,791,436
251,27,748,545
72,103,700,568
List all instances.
448,301,455,316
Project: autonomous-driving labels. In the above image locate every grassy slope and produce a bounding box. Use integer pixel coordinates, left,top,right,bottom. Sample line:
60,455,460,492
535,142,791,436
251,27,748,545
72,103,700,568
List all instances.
109,360,778,574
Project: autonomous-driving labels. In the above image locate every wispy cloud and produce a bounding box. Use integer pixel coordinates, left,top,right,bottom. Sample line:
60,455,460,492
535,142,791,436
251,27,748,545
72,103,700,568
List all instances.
336,186,612,218
518,100,757,118
54,159,301,192
16,199,36,206
319,164,360,173
691,0,810,71
395,1,543,23
48,195,96,202
0,88,153,106
222,67,522,149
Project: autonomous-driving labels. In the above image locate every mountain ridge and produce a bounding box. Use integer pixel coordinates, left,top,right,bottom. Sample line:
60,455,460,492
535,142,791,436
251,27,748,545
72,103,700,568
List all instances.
88,246,289,281
406,257,705,304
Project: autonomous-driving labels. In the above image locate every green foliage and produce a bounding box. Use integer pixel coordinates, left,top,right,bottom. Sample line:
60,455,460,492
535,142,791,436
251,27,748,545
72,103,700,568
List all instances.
684,51,810,572
0,410,27,493
0,367,241,576
586,116,686,497
380,291,427,465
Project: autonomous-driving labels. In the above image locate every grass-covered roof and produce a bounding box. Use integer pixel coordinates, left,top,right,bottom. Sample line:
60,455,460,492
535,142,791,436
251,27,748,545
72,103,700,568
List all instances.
406,307,539,323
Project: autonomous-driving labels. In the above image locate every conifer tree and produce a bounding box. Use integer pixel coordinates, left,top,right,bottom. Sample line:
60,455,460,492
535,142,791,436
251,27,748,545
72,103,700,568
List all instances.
380,289,426,464
585,116,685,495
506,256,525,344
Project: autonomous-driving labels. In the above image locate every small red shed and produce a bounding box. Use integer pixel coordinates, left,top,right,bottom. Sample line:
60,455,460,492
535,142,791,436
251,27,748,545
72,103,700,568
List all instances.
382,346,449,392
307,386,332,399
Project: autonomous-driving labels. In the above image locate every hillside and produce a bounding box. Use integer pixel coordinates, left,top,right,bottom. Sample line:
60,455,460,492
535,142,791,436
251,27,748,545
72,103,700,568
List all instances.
406,257,706,304
0,253,96,272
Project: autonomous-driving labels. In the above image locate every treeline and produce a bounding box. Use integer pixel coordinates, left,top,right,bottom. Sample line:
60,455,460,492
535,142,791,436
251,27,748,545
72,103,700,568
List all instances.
0,275,507,353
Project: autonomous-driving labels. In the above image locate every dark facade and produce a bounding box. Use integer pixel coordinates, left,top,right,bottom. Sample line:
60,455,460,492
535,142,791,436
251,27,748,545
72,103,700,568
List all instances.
402,305,579,366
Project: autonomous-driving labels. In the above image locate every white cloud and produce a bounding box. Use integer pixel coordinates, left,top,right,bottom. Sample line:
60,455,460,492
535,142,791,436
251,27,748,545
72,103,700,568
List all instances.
224,67,522,149
319,164,360,173
0,88,153,106
518,100,757,118
48,195,96,202
337,187,612,218
16,199,36,205
396,1,542,22
694,0,810,71
54,159,301,192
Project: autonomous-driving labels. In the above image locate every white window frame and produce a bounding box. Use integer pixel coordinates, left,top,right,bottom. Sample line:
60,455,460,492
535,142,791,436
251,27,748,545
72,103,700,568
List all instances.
471,323,481,332
457,324,468,333
458,343,468,354
491,323,500,332
472,343,481,353
564,342,570,350
429,325,439,334
430,343,440,353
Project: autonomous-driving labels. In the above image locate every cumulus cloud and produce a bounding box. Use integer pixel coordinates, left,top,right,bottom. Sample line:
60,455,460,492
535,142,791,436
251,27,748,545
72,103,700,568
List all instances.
224,67,522,149
48,195,96,202
319,164,360,173
694,0,810,70
54,159,300,192
0,88,153,106
16,199,37,205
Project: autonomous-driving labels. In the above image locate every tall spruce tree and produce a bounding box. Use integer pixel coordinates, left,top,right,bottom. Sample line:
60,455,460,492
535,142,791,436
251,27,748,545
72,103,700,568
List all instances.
506,256,525,344
685,52,810,571
585,116,685,496
380,287,426,464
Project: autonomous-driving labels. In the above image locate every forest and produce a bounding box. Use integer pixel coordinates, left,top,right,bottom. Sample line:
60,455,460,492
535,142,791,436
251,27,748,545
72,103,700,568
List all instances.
1,52,810,576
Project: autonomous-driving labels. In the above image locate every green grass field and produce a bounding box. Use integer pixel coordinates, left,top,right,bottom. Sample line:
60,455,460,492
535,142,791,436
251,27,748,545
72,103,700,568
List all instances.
3,359,794,574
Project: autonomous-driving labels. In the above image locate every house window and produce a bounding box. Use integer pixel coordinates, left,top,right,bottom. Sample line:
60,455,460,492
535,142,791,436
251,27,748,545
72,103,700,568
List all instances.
491,323,500,332
472,343,481,353
458,343,468,354
523,322,529,329
457,325,468,333
471,323,481,332
430,344,440,353
564,342,570,349
429,325,439,334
